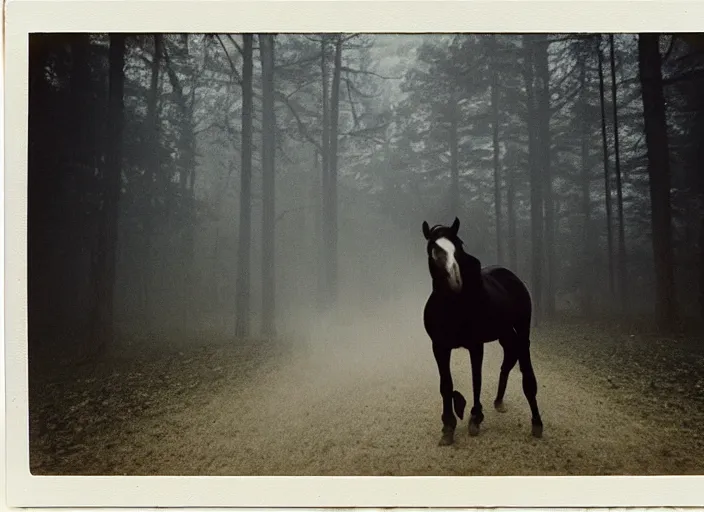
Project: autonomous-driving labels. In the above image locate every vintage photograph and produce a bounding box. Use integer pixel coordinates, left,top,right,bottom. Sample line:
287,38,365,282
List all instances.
26,31,704,477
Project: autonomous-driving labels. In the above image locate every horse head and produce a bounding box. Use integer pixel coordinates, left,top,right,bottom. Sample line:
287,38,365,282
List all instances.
422,217,465,293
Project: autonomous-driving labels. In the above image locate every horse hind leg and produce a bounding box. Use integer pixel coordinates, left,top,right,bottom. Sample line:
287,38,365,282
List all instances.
494,336,518,413
517,334,543,438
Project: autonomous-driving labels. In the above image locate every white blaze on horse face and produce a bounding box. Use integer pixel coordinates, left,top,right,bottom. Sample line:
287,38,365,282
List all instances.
433,237,463,292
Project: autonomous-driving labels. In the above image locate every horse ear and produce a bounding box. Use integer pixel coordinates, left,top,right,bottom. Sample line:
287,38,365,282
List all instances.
422,221,431,240
450,217,460,236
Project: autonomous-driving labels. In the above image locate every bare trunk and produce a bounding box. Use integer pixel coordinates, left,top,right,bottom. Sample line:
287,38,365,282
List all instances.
609,34,628,313
578,49,594,316
319,36,330,311
326,35,342,306
449,93,460,218
507,162,517,271
185,49,197,330
163,37,196,329
535,35,555,317
522,35,543,326
490,35,503,266
141,34,162,326
89,34,124,355
260,34,277,337
698,117,704,325
235,34,254,338
70,35,91,175
597,35,615,302
184,169,195,326
700,215,704,324
312,149,323,306
638,33,678,331
69,34,93,354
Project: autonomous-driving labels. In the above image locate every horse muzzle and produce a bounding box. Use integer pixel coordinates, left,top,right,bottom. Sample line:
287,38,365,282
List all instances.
447,263,463,292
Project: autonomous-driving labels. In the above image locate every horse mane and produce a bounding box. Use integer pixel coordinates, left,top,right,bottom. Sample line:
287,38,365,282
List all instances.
457,251,482,289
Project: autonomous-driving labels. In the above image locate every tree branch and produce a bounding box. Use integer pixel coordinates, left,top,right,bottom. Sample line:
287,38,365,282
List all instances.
225,34,244,57
275,204,316,225
341,33,360,44
194,121,223,137
662,67,704,87
344,77,383,99
550,85,581,116
340,66,402,80
346,79,360,128
215,34,243,86
342,123,389,138
274,90,323,151
275,52,323,71
284,79,318,100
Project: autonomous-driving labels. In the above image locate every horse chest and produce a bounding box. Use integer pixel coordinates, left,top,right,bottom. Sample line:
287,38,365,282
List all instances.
424,298,500,344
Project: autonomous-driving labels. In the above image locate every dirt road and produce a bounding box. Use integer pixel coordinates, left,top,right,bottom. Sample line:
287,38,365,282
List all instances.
29,301,704,476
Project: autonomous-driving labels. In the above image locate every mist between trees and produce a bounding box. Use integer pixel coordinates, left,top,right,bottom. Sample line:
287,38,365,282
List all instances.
28,33,704,361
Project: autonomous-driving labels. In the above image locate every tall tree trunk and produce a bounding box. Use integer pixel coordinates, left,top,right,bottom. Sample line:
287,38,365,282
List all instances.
638,33,678,331
141,34,162,326
489,35,503,266
578,48,594,316
69,34,92,178
68,34,94,353
449,92,460,218
319,35,331,311
185,46,197,330
28,36,52,354
163,37,196,330
312,149,323,307
597,35,615,302
89,33,125,355
522,35,543,326
235,34,254,338
697,114,704,325
507,160,517,271
326,34,342,306
535,35,555,317
700,214,704,325
609,34,628,313
260,34,277,337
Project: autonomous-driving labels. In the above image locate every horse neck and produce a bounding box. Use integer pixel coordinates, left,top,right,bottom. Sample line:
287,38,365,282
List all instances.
430,270,482,301
457,250,483,292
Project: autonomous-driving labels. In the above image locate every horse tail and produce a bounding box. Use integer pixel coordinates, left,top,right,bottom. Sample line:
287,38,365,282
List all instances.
452,390,466,420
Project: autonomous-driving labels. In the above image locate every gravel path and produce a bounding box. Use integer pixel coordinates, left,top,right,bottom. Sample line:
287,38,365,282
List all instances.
29,301,704,476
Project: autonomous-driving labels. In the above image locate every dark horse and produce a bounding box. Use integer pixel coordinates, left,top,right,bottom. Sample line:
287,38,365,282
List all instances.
422,217,543,445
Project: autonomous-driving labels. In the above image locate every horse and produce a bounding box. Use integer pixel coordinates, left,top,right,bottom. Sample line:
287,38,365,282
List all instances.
421,217,543,445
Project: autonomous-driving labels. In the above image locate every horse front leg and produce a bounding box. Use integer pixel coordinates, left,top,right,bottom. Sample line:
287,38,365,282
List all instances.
432,343,456,446
468,343,485,436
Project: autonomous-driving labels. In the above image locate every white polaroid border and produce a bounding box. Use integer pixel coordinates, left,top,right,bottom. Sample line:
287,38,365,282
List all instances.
5,0,704,509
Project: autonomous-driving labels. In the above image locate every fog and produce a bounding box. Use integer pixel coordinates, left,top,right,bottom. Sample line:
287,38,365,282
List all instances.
27,32,704,477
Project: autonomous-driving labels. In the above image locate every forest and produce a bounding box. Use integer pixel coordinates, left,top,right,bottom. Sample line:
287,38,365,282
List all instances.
27,33,704,477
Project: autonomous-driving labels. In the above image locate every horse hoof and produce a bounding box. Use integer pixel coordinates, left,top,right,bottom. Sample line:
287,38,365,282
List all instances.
468,422,480,437
531,423,543,438
439,433,454,446
494,401,507,413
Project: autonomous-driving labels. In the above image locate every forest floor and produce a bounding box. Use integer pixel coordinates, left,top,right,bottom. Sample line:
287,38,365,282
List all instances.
28,305,704,476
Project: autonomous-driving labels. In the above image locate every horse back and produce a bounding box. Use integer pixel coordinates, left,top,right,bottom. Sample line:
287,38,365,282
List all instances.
481,265,532,320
